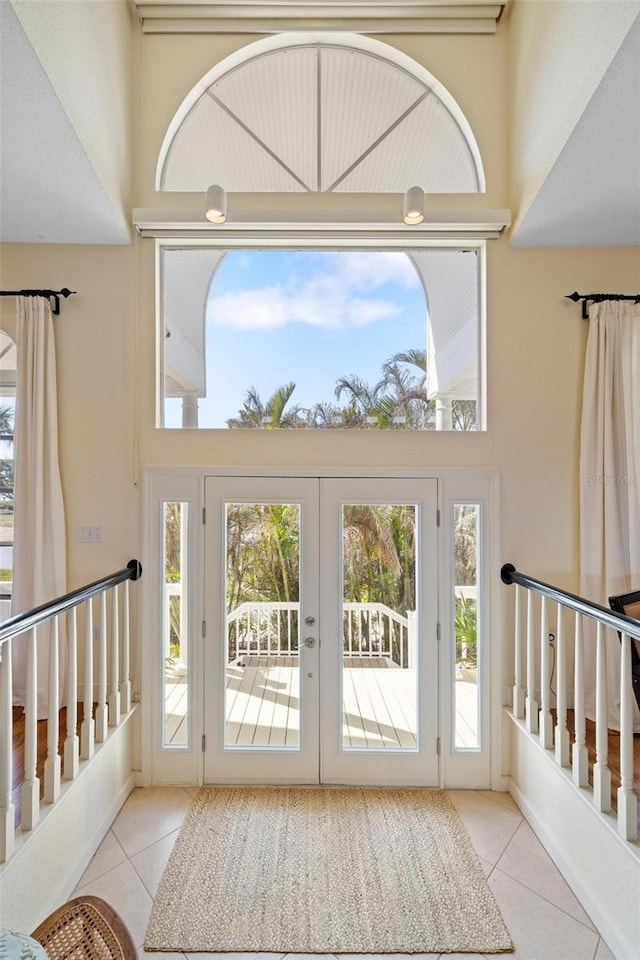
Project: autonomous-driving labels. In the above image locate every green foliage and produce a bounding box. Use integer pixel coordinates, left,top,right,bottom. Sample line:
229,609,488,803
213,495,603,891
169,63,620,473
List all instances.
0,568,12,582
0,405,14,439
164,504,182,583
455,594,477,667
454,505,477,586
0,461,14,504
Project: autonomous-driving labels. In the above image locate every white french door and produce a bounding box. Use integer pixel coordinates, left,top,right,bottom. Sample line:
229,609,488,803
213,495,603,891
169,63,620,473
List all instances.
203,476,438,785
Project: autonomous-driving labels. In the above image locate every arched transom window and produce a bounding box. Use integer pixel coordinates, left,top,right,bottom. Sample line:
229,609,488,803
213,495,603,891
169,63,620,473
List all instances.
157,36,485,195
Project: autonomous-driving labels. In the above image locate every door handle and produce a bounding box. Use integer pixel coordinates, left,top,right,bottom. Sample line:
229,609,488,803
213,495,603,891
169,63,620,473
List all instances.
300,636,316,649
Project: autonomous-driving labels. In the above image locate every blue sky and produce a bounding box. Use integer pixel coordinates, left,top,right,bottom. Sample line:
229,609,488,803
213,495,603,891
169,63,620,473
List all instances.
166,250,427,428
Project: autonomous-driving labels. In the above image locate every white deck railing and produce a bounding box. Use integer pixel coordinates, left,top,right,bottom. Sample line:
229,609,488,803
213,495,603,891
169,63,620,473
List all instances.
343,602,411,667
227,601,300,660
502,563,639,842
0,560,142,864
223,600,413,667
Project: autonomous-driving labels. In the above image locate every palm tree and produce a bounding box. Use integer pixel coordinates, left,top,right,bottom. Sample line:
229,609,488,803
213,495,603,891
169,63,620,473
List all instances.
451,399,477,431
343,504,416,613
380,349,435,429
302,401,362,430
334,374,384,425
227,382,303,429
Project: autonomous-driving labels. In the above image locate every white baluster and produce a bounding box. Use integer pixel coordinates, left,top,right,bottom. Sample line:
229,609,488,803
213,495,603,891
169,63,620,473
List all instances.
554,605,570,767
44,616,61,803
513,585,525,718
108,587,120,726
120,580,132,714
0,636,15,862
572,614,588,787
526,591,538,733
64,607,79,779
539,597,553,748
80,600,95,760
22,627,40,830
95,592,108,742
593,621,611,812
617,632,638,839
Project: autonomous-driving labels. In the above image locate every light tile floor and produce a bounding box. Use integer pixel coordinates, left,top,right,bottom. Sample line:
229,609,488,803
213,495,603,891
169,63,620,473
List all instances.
72,786,616,960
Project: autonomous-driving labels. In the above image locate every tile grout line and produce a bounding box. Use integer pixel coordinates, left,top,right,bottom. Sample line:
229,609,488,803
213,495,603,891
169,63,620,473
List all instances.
494,822,599,936
490,865,602,941
77,829,129,887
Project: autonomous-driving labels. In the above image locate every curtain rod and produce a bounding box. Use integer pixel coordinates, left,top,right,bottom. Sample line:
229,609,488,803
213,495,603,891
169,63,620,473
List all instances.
565,290,640,320
0,288,76,315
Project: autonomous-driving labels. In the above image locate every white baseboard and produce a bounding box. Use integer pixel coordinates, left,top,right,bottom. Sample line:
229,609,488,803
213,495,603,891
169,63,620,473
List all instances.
0,708,138,931
508,712,640,960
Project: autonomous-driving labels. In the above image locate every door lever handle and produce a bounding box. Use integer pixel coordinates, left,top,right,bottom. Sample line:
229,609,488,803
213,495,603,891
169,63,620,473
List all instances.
300,636,316,649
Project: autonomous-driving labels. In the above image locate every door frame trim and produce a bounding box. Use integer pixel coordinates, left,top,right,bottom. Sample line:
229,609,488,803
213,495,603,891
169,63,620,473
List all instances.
141,466,502,790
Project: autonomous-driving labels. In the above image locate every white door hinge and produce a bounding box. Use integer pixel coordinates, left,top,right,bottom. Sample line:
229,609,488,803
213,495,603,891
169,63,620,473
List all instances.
202,621,206,638
202,734,206,752
436,737,441,755
202,507,206,524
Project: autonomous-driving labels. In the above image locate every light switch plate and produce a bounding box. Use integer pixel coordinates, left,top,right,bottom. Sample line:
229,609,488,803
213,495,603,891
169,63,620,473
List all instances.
78,526,103,542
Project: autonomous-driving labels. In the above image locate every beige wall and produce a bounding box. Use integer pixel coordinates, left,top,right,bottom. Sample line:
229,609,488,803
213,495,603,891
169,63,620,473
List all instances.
0,243,139,592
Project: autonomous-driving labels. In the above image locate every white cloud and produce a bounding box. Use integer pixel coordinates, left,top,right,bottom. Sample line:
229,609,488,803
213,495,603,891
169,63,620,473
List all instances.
332,251,421,290
347,298,402,327
209,251,420,331
211,286,289,330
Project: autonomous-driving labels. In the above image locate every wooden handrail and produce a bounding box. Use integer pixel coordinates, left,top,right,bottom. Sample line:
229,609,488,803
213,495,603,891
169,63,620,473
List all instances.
501,563,640,640
0,560,142,648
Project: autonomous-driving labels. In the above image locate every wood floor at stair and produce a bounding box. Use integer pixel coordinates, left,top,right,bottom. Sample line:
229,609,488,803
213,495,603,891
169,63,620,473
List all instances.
9,704,640,830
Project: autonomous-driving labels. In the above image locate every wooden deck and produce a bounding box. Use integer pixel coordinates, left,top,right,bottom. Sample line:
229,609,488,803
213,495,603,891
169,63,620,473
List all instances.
165,661,479,749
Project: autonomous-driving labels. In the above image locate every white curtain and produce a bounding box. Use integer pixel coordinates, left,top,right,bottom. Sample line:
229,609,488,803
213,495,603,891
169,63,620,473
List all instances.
580,299,640,731
11,296,67,717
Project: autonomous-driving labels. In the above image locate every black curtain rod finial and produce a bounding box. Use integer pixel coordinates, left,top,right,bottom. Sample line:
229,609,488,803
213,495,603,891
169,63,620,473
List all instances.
0,288,76,315
565,291,640,320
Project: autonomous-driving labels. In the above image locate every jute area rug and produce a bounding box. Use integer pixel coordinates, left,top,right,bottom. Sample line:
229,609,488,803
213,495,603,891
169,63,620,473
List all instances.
145,787,513,954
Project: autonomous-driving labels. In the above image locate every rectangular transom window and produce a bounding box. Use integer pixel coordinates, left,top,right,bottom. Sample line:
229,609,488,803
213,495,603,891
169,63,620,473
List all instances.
158,243,485,432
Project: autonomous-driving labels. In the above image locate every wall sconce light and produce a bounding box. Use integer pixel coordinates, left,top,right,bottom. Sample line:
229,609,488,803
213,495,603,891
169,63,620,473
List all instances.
403,186,425,225
205,184,227,223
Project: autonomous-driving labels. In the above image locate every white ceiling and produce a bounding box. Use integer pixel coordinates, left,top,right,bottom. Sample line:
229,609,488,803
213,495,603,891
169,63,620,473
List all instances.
0,0,130,244
0,1,638,247
511,11,640,247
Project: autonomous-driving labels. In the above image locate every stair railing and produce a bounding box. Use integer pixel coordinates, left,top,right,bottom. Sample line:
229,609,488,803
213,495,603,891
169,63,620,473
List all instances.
501,563,639,841
0,560,142,863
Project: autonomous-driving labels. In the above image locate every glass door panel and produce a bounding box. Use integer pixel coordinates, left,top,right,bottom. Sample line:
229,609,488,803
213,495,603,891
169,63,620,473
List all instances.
224,501,301,749
341,504,418,750
321,478,439,786
162,501,190,749
204,477,319,784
